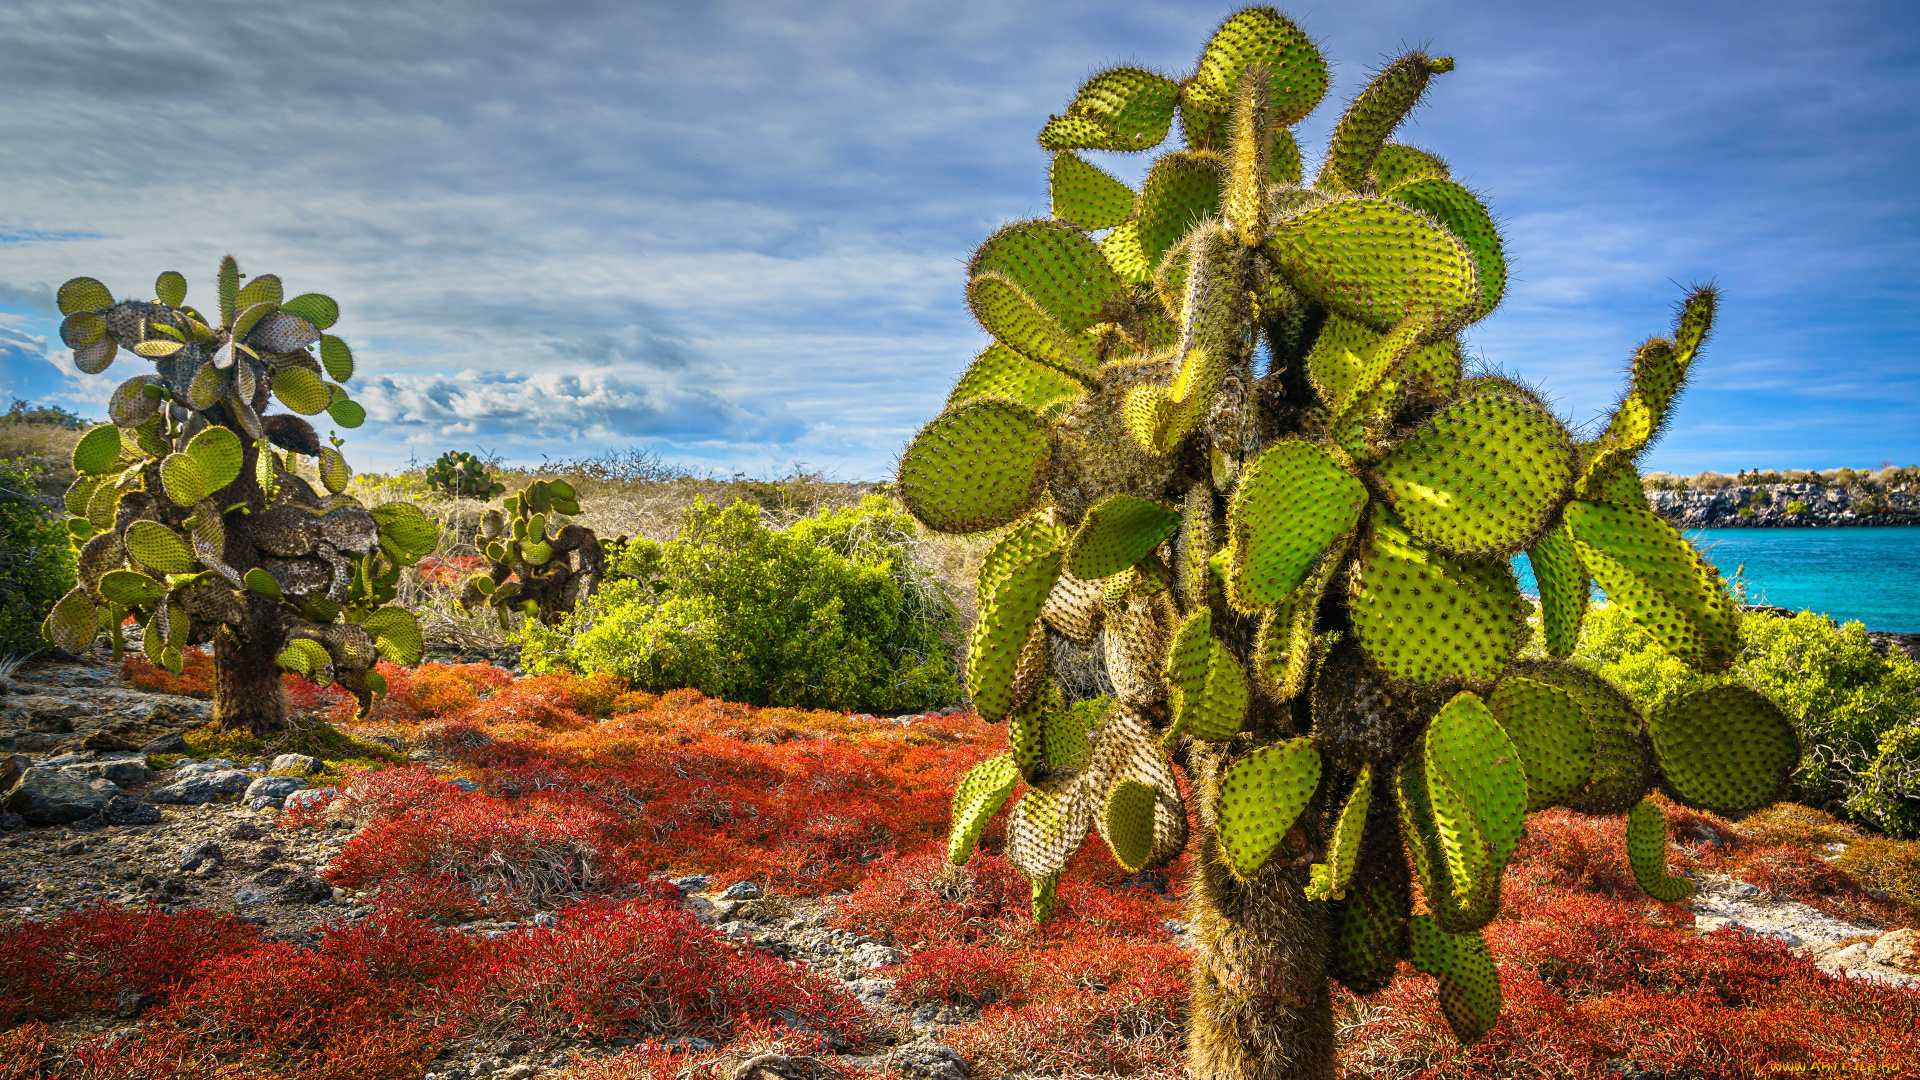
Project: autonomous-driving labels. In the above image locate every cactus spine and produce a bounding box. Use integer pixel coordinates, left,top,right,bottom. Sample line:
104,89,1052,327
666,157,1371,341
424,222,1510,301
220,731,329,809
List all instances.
898,9,1796,1078
43,259,437,734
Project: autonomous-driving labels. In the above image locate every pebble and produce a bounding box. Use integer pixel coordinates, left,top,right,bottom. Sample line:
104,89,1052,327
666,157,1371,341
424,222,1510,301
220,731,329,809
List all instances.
722,880,763,900
270,753,322,775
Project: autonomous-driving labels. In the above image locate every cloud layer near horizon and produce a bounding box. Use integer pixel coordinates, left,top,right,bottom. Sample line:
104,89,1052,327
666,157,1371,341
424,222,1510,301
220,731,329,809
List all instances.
2,0,1915,477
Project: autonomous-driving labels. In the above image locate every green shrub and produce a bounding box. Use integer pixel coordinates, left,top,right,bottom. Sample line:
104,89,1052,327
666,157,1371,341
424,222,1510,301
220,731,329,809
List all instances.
518,494,962,712
1574,604,1920,834
1786,500,1810,514
0,460,77,658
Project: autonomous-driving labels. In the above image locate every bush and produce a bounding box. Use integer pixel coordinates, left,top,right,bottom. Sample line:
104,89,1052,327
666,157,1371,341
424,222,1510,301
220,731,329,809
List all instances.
520,494,961,712
1574,605,1920,834
0,460,75,659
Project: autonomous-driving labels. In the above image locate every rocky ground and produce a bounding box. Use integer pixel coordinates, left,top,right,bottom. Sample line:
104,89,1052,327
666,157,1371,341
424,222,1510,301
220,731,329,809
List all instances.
5,653,1920,1078
1648,482,1920,528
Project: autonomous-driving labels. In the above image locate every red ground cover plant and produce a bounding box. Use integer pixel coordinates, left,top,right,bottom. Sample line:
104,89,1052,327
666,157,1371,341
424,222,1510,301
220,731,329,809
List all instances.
0,904,261,1024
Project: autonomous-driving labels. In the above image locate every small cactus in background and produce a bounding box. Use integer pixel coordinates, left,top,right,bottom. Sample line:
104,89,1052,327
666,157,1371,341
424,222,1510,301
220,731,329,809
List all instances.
900,9,1797,1078
424,450,506,500
41,258,438,733
459,479,604,627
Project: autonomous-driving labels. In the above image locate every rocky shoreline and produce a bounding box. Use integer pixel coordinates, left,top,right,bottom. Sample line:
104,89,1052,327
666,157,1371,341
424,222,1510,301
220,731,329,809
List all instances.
1648,483,1920,528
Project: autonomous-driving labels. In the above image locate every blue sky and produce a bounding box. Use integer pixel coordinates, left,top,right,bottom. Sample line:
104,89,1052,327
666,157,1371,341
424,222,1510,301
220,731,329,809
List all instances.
1,0,1915,479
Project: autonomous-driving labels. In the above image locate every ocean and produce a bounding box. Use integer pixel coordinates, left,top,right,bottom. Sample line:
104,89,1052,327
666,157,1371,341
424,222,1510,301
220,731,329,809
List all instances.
1513,526,1920,633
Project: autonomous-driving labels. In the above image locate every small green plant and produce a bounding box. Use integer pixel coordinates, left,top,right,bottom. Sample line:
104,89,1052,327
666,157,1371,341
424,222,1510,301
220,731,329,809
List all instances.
1786,500,1810,515
520,494,961,713
0,461,77,658
424,451,506,500
39,259,439,732
458,479,602,627
4,398,87,430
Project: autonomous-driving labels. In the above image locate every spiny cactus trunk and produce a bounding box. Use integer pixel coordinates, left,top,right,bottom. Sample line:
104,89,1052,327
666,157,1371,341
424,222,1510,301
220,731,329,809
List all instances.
211,598,290,735
1189,744,1334,1080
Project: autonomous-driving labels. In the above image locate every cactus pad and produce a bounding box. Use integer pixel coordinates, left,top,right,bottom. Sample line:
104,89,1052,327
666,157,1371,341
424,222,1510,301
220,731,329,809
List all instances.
948,344,1087,420
1302,313,1376,407
1102,778,1159,873
100,569,166,608
1326,51,1453,191
966,273,1096,381
1626,798,1694,902
898,400,1051,535
363,607,424,667
1039,569,1103,643
1331,858,1412,995
970,220,1126,338
58,277,113,315
1225,440,1368,610
72,426,122,476
1563,500,1737,671
1486,676,1596,811
1349,504,1525,684
949,755,1019,866
1267,197,1478,333
1373,144,1450,189
1051,152,1136,230
1398,693,1526,933
1169,636,1249,744
1185,7,1327,125
1518,661,1654,815
1648,685,1798,817
44,588,99,653
159,454,209,508
61,312,107,349
1216,738,1321,878
1136,152,1225,266
185,427,244,496
1408,915,1500,1044
126,521,195,575
1378,391,1572,557
1527,526,1589,657
1005,777,1092,882
1251,540,1341,702
1307,766,1372,901
272,368,332,416
968,516,1067,720
1039,66,1179,152
1067,494,1181,580
1385,177,1505,320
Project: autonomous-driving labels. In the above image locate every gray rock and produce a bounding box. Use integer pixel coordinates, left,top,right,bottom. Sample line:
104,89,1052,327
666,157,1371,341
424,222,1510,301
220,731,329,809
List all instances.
174,760,238,778
233,887,273,906
672,873,710,891
146,769,250,805
851,941,906,969
244,776,307,801
273,874,332,904
844,978,893,1006
178,841,224,872
64,758,151,788
26,715,73,734
448,778,480,792
91,794,162,826
3,767,120,823
139,733,189,756
894,1042,968,1080
0,754,29,791
269,753,322,775
722,880,764,900
282,787,339,813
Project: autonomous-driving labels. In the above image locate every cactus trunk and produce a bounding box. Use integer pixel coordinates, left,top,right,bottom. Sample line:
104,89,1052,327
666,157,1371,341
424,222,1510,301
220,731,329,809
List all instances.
211,597,290,736
1189,743,1334,1080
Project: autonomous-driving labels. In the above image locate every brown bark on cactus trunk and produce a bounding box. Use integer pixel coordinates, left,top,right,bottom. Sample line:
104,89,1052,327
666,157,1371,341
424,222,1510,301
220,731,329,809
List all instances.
1187,743,1335,1080
210,595,290,736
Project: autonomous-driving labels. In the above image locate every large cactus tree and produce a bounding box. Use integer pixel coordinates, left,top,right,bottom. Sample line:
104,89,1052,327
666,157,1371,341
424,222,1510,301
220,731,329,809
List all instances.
42,259,438,735
900,9,1799,1078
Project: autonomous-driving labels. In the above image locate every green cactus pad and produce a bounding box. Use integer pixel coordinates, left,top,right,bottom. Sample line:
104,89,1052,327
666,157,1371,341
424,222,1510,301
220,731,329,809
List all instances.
1527,526,1589,658
1051,152,1135,230
72,426,123,476
151,270,187,307
1185,7,1327,125
181,360,224,411
1251,539,1341,703
1039,569,1103,644
363,607,424,667
1378,391,1573,558
83,477,123,530
1350,504,1525,684
100,569,166,608
1648,685,1798,817
1042,692,1090,773
234,273,282,310
1626,798,1694,902
45,588,99,653
1408,915,1501,1045
1096,221,1152,285
319,335,354,382
125,521,195,575
949,755,1020,866
318,448,352,494
1169,637,1249,744
1266,197,1478,333
1579,458,1652,512
278,638,333,678
60,312,107,349
898,400,1051,535
1038,66,1179,152
327,398,367,429
1307,766,1372,901
108,375,162,429
371,503,439,555
1563,500,1738,671
1102,778,1159,873
231,300,277,342
1086,709,1187,866
72,336,117,374
1005,777,1092,882
1165,609,1213,693
1385,177,1506,321
1518,661,1654,815
1331,858,1412,995
1486,676,1596,811
57,277,113,315
272,368,332,416
1066,495,1180,580
1136,152,1225,266
948,345,1087,421
159,454,208,508
1216,737,1321,879
967,273,1096,381
1225,440,1368,611
243,567,282,599
1373,144,1450,190
970,220,1126,338
1303,314,1376,407
1326,51,1453,192
1397,693,1525,934
280,293,339,330
184,427,244,495
968,516,1068,721
1270,127,1303,187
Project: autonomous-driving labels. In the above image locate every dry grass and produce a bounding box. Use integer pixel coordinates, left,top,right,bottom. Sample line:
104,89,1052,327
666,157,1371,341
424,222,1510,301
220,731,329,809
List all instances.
0,421,81,505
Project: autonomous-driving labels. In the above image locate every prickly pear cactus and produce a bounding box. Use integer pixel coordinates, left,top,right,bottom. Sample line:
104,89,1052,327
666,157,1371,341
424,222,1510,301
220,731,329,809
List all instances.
899,9,1797,1077
41,259,438,733
425,450,507,500
458,479,604,627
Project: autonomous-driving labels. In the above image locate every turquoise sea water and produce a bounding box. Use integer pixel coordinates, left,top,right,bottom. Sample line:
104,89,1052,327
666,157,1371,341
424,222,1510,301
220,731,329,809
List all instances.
1514,526,1920,633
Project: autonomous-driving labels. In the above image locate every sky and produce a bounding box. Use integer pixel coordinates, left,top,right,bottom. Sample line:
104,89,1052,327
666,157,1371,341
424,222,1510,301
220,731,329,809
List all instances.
1,0,1915,480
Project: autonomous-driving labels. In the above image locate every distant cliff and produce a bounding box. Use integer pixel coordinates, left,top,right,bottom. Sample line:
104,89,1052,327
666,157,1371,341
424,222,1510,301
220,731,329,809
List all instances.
1647,483,1920,528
